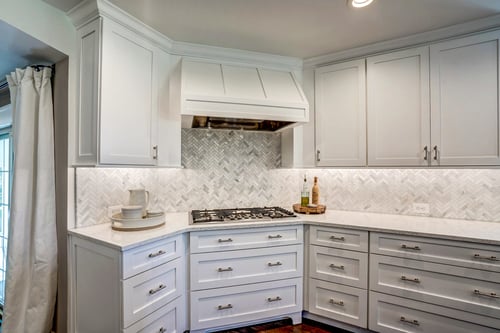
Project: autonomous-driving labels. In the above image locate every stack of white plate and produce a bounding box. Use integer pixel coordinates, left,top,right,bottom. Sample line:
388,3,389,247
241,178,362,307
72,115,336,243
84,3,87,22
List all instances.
111,206,165,231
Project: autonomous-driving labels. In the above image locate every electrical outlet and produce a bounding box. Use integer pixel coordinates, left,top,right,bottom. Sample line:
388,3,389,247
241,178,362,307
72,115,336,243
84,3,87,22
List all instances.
107,205,123,218
411,203,430,215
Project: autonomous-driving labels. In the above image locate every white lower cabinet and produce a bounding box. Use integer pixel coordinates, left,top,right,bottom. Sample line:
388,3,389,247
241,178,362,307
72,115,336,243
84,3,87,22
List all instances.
307,226,369,329
189,225,304,333
369,292,500,333
69,234,187,333
370,232,500,332
191,278,302,331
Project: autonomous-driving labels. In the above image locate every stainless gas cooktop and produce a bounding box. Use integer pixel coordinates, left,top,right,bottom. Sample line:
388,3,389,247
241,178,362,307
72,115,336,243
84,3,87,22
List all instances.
190,206,297,224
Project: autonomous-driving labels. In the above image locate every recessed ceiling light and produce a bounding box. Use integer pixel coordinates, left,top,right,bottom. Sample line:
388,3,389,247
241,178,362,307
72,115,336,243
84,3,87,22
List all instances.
351,0,374,8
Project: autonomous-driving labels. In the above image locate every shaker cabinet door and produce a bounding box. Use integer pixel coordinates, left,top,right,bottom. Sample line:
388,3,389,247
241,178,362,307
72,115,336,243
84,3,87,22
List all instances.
430,31,500,166
100,19,158,165
315,60,366,166
367,47,430,166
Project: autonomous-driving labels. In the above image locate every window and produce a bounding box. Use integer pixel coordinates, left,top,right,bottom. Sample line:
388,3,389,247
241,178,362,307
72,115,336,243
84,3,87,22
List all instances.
0,129,12,306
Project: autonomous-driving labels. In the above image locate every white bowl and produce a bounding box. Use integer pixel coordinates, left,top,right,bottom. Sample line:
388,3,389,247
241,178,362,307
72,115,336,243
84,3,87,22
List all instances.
121,205,143,219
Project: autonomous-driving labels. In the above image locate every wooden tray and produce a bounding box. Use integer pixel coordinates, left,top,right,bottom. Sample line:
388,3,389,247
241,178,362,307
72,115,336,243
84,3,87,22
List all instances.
293,203,326,214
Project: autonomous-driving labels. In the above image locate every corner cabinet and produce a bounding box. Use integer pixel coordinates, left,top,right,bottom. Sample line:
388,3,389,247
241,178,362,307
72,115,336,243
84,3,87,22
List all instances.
76,17,180,166
314,60,366,167
430,31,500,166
367,46,430,166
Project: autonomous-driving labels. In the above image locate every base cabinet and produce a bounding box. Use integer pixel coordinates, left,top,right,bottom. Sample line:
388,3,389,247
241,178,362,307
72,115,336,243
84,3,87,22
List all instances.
69,234,187,333
189,225,304,333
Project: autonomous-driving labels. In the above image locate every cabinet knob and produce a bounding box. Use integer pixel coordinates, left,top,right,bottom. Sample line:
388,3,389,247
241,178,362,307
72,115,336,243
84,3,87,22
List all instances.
153,145,158,159
423,146,429,161
433,145,438,160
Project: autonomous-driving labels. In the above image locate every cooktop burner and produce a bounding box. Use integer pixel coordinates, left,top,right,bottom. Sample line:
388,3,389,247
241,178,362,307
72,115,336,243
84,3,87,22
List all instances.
190,206,297,224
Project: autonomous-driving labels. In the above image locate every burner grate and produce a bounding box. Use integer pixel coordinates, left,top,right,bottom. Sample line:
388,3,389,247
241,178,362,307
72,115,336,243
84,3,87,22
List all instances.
191,207,296,224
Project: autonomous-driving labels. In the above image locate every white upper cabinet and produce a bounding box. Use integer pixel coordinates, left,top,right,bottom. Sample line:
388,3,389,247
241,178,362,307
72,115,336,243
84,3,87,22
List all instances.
367,47,430,166
430,31,500,166
99,19,158,165
315,59,367,166
75,17,179,166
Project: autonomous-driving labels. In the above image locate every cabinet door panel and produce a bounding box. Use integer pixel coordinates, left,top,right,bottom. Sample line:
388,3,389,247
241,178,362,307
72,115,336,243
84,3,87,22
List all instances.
367,47,430,166
430,31,500,165
315,60,366,166
100,20,157,165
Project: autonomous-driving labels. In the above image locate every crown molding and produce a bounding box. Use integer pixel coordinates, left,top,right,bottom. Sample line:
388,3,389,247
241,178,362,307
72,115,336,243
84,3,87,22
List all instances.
304,13,500,68
67,0,174,52
171,41,303,71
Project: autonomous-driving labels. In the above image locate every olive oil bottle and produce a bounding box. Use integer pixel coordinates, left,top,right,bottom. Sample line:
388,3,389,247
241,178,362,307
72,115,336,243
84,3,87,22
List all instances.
301,175,309,207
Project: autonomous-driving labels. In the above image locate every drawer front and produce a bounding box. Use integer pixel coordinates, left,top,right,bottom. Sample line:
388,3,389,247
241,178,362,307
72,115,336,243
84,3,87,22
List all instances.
190,225,303,253
123,258,183,328
370,254,500,320
122,234,185,279
371,232,500,272
190,278,302,330
309,245,368,289
191,244,303,290
123,296,184,333
309,226,368,252
369,291,500,332
308,278,367,328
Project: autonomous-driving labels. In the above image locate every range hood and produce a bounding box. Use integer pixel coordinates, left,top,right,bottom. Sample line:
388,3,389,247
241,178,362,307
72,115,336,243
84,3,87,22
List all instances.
171,59,309,132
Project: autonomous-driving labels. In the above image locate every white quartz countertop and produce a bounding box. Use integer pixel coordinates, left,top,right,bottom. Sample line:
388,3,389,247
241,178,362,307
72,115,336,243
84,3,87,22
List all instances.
68,210,500,251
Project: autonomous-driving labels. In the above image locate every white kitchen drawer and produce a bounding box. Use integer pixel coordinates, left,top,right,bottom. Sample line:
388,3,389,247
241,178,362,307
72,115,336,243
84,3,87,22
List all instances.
309,226,368,252
370,254,500,321
369,291,500,332
190,278,302,330
308,278,367,328
371,232,500,272
123,257,183,328
123,296,184,333
309,245,368,289
190,225,303,253
122,234,185,279
191,244,303,290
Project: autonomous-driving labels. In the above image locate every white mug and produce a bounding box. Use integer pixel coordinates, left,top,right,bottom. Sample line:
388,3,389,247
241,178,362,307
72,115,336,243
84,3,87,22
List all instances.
128,189,149,217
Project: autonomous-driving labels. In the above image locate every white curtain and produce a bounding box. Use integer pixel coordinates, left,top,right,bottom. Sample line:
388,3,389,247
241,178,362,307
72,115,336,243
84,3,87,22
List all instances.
3,67,57,333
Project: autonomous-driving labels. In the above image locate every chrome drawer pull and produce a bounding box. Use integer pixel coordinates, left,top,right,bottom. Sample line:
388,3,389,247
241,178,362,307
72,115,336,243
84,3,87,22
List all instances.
400,316,419,326
267,296,282,302
330,235,345,241
149,284,166,295
218,238,233,243
268,261,282,267
329,298,344,306
148,250,166,258
401,275,420,283
473,254,499,261
217,267,233,272
401,244,421,251
474,289,499,298
217,304,233,310
329,263,345,270
268,234,283,239
159,327,166,333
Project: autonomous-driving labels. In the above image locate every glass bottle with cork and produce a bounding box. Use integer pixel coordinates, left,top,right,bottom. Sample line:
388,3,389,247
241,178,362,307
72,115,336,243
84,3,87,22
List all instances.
312,176,319,205
301,174,309,207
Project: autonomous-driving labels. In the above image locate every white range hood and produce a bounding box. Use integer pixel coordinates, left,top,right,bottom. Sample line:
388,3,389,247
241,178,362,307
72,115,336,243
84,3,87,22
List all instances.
171,59,309,132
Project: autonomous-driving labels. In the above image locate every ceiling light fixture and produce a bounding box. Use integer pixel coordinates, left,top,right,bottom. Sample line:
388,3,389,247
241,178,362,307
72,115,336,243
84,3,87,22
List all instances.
351,0,374,8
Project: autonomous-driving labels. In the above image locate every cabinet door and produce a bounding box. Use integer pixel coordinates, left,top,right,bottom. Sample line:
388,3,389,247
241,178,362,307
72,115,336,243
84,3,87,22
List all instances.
315,60,366,166
367,47,430,166
100,20,158,165
430,31,500,166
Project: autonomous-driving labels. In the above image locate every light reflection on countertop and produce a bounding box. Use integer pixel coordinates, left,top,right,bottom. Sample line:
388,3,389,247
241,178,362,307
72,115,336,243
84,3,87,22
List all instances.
68,210,500,250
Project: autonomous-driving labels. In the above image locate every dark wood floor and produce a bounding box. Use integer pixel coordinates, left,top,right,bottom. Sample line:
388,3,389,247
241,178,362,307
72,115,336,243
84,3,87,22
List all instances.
215,318,349,333
255,323,339,333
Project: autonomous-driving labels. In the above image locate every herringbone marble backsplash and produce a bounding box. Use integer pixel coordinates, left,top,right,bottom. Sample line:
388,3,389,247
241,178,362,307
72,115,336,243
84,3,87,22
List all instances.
75,129,500,227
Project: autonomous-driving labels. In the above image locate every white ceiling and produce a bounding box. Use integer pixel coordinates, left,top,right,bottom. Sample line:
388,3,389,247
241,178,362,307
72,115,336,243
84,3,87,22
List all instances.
103,0,500,58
